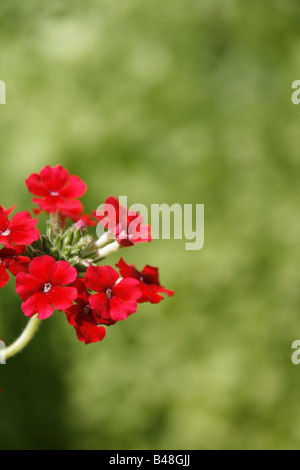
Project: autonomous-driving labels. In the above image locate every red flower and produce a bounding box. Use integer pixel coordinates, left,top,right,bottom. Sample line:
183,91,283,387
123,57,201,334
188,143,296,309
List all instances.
116,257,174,304
0,247,30,288
65,279,107,345
26,165,87,216
16,255,78,320
93,196,151,247
0,207,39,249
84,265,141,323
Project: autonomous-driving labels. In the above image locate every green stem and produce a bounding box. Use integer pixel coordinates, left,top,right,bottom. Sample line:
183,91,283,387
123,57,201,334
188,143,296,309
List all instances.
1,315,40,362
50,212,60,226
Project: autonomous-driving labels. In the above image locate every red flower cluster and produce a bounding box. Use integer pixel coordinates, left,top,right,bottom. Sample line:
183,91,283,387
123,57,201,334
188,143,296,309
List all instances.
65,266,141,344
0,165,174,346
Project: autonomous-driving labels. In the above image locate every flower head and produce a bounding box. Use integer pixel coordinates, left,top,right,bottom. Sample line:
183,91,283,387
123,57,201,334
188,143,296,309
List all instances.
26,165,87,217
93,196,151,247
0,207,39,249
84,265,141,323
0,165,175,360
16,255,78,319
116,257,174,304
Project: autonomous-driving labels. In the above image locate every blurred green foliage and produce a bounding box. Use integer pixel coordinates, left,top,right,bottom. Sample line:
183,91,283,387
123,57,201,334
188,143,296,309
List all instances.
1,0,300,450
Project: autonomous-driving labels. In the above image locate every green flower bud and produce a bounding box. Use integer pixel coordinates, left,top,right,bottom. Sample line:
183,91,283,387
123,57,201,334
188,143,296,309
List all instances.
49,246,60,260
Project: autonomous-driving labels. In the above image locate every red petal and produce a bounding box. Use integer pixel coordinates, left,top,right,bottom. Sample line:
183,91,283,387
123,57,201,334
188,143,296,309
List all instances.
84,266,106,292
9,211,40,246
0,265,9,288
6,255,30,276
100,265,120,288
156,286,175,296
1,246,27,256
49,286,78,311
10,211,38,230
112,278,141,301
94,197,127,229
69,278,89,302
109,297,138,321
10,229,40,246
116,257,140,279
4,205,16,216
138,284,164,303
74,319,106,345
0,207,9,232
140,265,160,285
84,265,119,292
88,292,111,321
131,224,152,244
21,292,54,319
32,196,61,214
139,283,174,303
25,173,49,197
28,255,57,284
40,165,69,192
33,195,83,216
104,197,122,225
59,175,87,199
16,272,43,301
0,234,13,249
50,261,77,286
65,302,86,326
56,198,83,214
21,294,39,317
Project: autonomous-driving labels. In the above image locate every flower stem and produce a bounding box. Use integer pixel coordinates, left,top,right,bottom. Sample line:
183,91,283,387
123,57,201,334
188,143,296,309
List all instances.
0,315,40,362
50,212,59,224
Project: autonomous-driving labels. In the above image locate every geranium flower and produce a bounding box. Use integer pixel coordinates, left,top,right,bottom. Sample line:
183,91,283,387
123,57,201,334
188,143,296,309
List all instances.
0,207,39,249
93,196,151,247
0,247,30,288
65,279,107,344
26,165,87,216
116,257,174,304
84,265,141,323
16,255,78,320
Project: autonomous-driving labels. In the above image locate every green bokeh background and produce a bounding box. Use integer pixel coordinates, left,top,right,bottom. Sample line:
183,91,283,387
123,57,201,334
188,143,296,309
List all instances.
1,0,300,450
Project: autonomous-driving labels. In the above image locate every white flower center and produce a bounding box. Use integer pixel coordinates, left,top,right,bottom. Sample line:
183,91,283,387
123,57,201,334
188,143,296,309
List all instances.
84,305,91,315
44,283,52,293
50,191,59,196
106,288,113,299
0,229,11,236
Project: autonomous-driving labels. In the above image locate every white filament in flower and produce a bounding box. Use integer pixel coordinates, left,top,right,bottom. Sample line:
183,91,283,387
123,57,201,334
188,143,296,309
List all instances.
43,283,52,293
0,229,11,236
